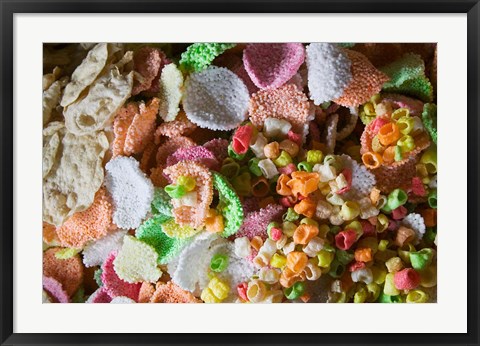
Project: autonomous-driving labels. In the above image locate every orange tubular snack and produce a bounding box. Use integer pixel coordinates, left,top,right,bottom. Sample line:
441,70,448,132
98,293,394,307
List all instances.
421,208,437,227
354,248,373,262
286,251,308,274
287,171,320,197
362,152,383,169
293,224,319,245
276,174,292,196
378,123,401,146
251,177,270,197
294,198,317,218
280,267,304,288
395,226,416,247
382,146,396,164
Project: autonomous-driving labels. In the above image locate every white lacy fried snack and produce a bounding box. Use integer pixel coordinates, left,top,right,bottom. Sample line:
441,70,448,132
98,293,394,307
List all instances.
60,43,110,107
158,63,184,122
64,65,134,135
43,122,109,226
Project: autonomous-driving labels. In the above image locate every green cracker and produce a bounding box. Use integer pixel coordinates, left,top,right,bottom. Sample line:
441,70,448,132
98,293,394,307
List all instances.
136,214,189,265
381,53,433,102
151,187,173,217
422,103,437,144
179,43,236,73
213,172,244,238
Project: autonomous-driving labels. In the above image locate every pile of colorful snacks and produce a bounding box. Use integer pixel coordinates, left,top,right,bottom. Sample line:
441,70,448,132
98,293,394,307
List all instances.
43,42,437,303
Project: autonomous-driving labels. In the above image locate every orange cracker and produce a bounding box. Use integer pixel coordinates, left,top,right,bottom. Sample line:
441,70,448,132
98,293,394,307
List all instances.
156,136,196,166
112,103,137,157
43,247,84,297
138,282,156,303
56,187,114,248
163,161,213,229
124,98,159,156
150,281,200,303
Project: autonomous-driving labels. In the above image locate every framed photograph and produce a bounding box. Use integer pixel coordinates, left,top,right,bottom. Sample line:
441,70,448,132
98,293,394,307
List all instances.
1,0,479,345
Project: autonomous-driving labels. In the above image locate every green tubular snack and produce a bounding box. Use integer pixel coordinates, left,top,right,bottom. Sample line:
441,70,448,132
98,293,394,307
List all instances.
210,254,229,272
212,172,244,238
151,188,173,216
135,214,189,265
380,53,433,102
179,43,236,73
422,103,437,144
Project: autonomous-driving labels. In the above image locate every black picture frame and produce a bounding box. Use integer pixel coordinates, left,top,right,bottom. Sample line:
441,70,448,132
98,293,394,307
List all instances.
1,1,479,345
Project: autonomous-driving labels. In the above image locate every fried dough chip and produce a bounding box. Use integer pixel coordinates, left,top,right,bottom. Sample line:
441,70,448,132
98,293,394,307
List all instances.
43,122,109,226
43,74,68,125
64,63,134,135
61,43,111,107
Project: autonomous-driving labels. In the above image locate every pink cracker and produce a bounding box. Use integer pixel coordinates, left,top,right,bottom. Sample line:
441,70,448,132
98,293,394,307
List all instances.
43,276,70,303
132,46,165,95
249,84,311,134
101,251,141,301
89,287,113,303
203,138,229,163
243,43,305,90
235,204,286,240
232,63,259,95
156,136,196,166
166,146,220,171
242,197,262,214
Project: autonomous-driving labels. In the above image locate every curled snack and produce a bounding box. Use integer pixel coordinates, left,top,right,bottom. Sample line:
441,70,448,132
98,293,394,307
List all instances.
105,156,154,229
235,204,286,240
43,247,84,297
179,43,236,72
163,161,213,229
306,43,353,105
243,43,305,90
56,187,114,249
43,276,70,303
249,84,312,134
158,63,184,121
136,214,190,264
43,122,109,226
82,229,128,268
64,62,134,135
113,235,162,283
167,146,220,170
151,281,201,303
381,53,433,102
132,46,166,95
336,108,359,141
213,172,244,237
183,66,250,130
155,111,197,139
